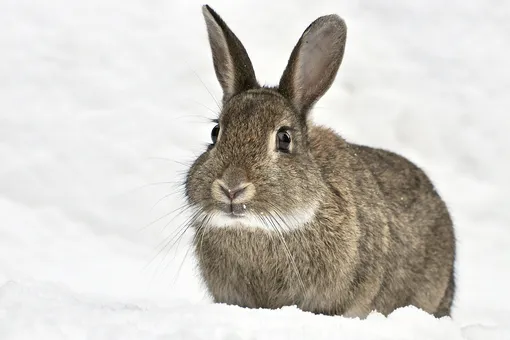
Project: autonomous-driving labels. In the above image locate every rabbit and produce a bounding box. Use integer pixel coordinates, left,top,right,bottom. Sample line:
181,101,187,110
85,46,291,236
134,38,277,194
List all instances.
184,4,456,318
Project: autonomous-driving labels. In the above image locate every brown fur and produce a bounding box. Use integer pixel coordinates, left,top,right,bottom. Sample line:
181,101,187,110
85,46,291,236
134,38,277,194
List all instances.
185,5,456,318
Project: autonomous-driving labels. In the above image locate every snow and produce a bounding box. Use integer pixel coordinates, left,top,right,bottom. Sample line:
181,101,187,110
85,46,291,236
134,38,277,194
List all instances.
0,0,509,338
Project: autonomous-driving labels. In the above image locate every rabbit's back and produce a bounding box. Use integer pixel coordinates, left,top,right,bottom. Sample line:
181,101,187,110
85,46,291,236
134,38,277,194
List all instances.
309,126,456,317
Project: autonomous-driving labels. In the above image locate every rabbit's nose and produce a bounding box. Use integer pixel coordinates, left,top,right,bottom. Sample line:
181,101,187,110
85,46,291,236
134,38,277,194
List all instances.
211,179,255,204
219,183,246,200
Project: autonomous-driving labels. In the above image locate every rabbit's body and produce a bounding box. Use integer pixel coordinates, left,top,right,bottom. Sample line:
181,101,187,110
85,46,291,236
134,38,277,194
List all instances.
186,6,456,318
194,122,455,318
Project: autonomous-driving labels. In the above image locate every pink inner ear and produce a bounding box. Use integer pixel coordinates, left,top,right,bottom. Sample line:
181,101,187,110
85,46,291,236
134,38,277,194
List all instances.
291,17,346,111
203,9,235,97
300,27,336,83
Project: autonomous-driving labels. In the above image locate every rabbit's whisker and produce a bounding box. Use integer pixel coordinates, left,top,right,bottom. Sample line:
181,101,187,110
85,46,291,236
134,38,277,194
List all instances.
258,210,306,294
191,68,221,110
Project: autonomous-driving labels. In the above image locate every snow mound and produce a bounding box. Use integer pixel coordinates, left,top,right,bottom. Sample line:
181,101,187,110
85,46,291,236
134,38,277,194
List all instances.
3,280,495,340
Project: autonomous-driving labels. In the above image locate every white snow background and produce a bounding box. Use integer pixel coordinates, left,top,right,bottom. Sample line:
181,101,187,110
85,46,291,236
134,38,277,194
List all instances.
1,0,509,339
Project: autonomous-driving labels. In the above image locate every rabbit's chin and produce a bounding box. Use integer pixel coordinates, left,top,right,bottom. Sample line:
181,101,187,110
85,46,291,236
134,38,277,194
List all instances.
193,205,318,232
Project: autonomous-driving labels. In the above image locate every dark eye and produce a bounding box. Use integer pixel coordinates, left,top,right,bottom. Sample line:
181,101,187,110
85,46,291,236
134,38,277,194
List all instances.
276,128,291,153
211,124,220,144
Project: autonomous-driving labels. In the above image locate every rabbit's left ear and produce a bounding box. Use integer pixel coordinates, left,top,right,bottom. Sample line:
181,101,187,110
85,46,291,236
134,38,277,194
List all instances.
202,5,259,103
279,15,347,114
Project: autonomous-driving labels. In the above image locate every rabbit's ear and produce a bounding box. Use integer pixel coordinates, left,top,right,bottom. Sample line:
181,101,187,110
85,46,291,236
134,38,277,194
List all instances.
279,15,347,114
202,5,258,103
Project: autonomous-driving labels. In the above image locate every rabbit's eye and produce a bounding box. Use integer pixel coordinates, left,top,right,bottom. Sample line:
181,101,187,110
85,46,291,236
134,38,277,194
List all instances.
211,124,220,144
277,128,291,153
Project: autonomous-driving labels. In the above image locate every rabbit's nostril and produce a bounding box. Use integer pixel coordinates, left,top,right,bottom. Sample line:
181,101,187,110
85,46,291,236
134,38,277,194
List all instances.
212,179,255,204
220,184,246,200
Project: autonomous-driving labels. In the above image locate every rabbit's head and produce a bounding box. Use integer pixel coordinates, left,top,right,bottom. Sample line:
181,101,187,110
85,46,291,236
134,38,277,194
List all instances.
185,5,347,231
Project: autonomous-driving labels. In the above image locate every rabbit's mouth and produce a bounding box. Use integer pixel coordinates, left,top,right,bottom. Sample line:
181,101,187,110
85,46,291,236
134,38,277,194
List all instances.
193,202,318,232
221,203,248,217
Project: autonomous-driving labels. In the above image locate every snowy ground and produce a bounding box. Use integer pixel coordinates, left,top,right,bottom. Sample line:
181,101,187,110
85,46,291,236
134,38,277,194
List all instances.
1,0,509,339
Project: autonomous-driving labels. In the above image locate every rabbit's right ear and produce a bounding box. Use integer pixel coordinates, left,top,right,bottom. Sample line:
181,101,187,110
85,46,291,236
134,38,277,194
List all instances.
279,15,347,115
202,5,258,103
